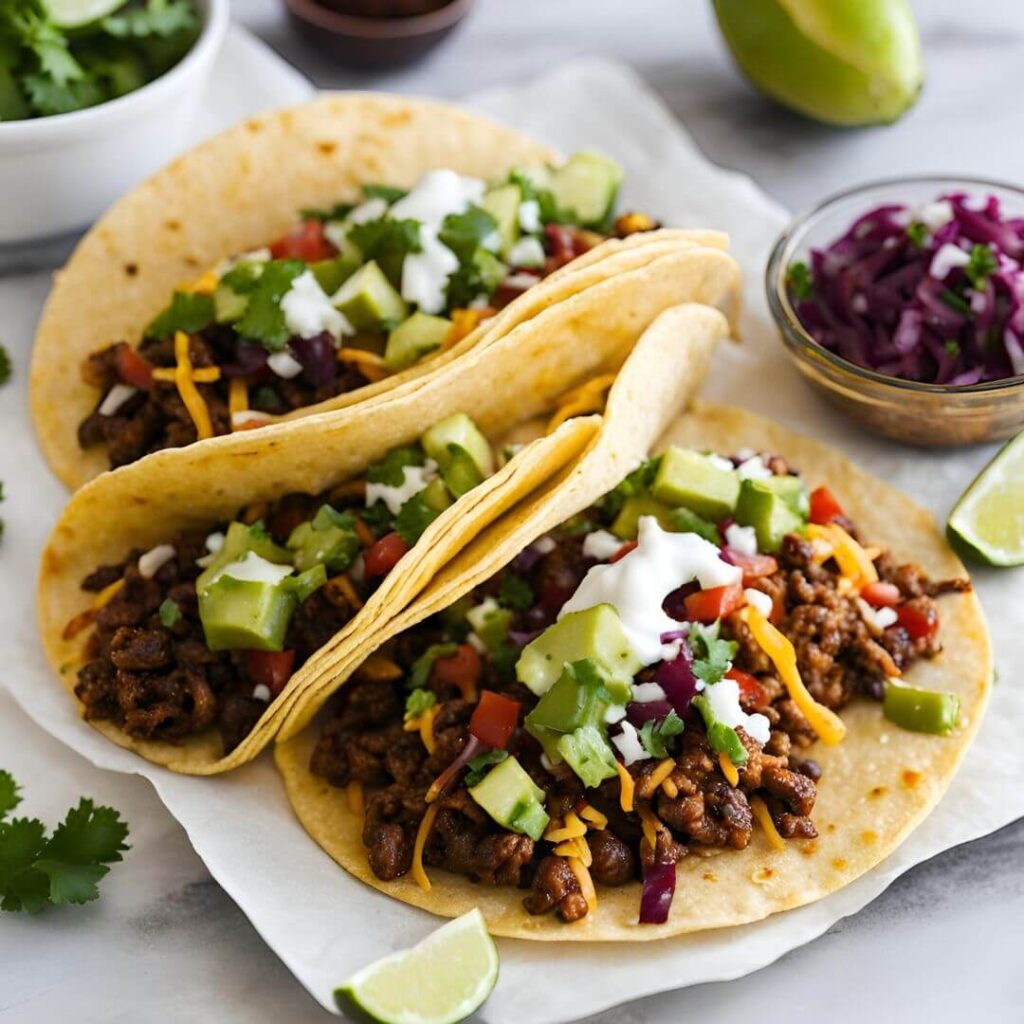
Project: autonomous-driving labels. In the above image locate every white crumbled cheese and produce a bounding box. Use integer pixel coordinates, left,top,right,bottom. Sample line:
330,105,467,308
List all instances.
217,551,294,587
468,293,491,309
632,682,667,704
503,271,542,291
389,169,485,226
582,529,624,562
736,447,755,460
365,459,438,516
231,410,272,429
348,552,365,584
874,606,898,629
929,243,971,280
612,721,649,766
724,523,758,556
401,226,460,314
851,294,868,314
704,453,736,473
744,588,773,618
466,631,488,655
348,197,389,225
205,532,225,553
701,678,771,745
252,684,272,703
534,536,557,555
138,544,176,580
540,753,556,772
281,270,353,341
737,455,772,481
916,200,954,231
99,384,138,417
518,199,541,233
508,235,546,268
481,229,503,253
969,289,987,314
559,516,742,665
267,350,304,379
324,220,351,252
604,704,628,724
659,640,683,663
215,247,271,276
963,195,989,213
466,598,500,635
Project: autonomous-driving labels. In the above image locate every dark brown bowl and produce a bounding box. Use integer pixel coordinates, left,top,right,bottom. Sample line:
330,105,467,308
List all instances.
283,0,473,68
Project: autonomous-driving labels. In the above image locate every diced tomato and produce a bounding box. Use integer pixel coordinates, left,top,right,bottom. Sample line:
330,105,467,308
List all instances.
897,602,938,642
268,219,336,262
115,343,154,390
364,532,409,578
432,644,482,701
469,690,520,749
611,540,638,563
245,649,295,697
860,581,902,608
723,548,778,584
684,582,746,624
809,486,845,525
726,667,768,710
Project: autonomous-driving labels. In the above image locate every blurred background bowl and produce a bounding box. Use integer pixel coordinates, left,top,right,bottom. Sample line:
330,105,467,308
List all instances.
283,0,472,69
766,176,1024,446
0,0,228,248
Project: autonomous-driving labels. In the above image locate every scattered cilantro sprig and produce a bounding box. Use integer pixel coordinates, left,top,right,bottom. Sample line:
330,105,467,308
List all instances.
638,710,685,759
0,769,129,913
689,621,737,687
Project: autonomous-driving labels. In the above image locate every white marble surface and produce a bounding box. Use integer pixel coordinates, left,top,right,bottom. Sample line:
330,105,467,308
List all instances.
4,1,1024,1021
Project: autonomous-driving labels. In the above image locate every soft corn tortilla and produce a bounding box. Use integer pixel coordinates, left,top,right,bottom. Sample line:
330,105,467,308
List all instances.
275,386,992,941
29,87,732,490
36,245,735,774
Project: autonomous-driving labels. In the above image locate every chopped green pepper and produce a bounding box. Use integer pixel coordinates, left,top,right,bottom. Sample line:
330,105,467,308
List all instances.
883,681,960,735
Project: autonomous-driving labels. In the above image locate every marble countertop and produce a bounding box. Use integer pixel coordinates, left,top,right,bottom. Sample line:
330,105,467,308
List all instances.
4,1,1024,1020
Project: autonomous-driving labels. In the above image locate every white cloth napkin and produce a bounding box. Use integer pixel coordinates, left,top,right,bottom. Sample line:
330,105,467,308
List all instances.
2,55,1021,1022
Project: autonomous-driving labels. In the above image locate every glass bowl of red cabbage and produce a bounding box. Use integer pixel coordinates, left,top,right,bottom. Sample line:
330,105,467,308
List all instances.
766,177,1024,445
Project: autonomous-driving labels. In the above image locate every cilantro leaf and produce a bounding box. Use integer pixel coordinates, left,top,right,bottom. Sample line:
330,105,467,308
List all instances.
394,494,439,546
366,445,424,487
145,290,215,341
939,289,972,317
965,243,998,289
906,222,928,248
490,642,519,684
943,339,962,357
0,344,8,386
300,201,355,223
404,688,436,721
0,770,20,820
102,1,198,41
43,799,130,867
236,259,305,351
638,710,685,759
599,456,661,521
408,643,459,690
348,218,422,263
786,260,813,301
445,249,505,310
359,502,394,536
666,507,720,544
34,859,109,906
689,620,738,687
464,750,509,788
691,695,747,766
497,574,534,612
439,205,499,263
362,183,407,204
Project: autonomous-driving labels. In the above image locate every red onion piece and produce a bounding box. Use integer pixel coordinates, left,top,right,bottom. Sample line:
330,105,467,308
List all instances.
425,735,487,802
656,645,699,714
626,699,675,727
639,860,677,924
291,331,337,388
221,341,269,377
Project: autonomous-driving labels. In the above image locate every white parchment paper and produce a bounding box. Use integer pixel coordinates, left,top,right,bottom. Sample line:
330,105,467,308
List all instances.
2,58,1022,1022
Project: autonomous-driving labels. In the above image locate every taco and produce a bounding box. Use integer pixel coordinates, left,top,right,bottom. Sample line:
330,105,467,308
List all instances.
30,91,725,489
276,341,991,939
37,248,737,775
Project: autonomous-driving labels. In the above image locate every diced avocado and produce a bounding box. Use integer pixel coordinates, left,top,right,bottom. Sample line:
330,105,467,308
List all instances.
482,183,522,257
549,151,624,228
286,505,360,573
419,477,454,513
510,161,553,193
760,474,810,520
467,755,550,840
524,660,614,739
199,576,297,652
665,506,721,545
556,725,619,788
310,256,358,296
196,521,291,596
422,413,495,497
735,479,804,553
213,282,249,324
516,604,640,697
652,447,740,519
333,260,408,331
611,496,674,540
384,311,451,372
467,599,512,652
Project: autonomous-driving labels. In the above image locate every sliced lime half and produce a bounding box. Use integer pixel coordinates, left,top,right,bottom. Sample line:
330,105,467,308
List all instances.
335,908,498,1024
43,0,128,30
948,430,1024,567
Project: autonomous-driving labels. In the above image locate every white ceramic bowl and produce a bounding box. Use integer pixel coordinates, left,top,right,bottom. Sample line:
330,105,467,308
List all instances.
0,0,228,247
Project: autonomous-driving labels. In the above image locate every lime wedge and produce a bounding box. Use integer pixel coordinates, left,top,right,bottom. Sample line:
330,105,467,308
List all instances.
335,909,498,1024
947,430,1024,566
43,0,128,29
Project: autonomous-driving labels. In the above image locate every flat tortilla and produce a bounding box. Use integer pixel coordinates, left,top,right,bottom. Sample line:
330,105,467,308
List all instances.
275,390,991,940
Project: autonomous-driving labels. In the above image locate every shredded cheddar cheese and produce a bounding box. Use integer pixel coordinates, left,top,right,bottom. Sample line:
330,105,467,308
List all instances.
228,377,249,418
719,752,740,787
750,796,786,851
152,366,221,384
346,781,364,817
614,759,635,813
545,373,618,434
661,777,679,799
63,577,127,641
578,804,608,830
807,523,879,589
92,576,126,610
411,803,440,892
544,811,588,843
338,348,390,382
640,758,676,798
554,837,592,868
329,573,364,611
357,655,402,682
172,331,215,440
741,606,847,746
418,705,438,755
443,307,492,350
567,857,598,914
636,805,660,852
189,269,220,295
353,517,376,549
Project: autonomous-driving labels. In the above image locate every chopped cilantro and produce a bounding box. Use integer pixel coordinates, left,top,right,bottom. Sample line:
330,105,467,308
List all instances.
0,769,129,914
359,502,394,536
943,339,962,357
366,445,424,487
599,457,662,520
906,222,929,248
445,249,505,310
439,205,499,263
666,507,719,544
362,184,407,204
145,290,215,341
464,750,510,788
300,202,355,223
638,710,685,759
236,259,305,351
404,688,436,721
394,494,439,546
408,643,459,690
939,289,972,317
348,218,422,264
219,259,265,296
965,243,998,289
490,642,519,684
786,260,813,301
251,385,284,413
158,598,181,628
0,345,7,385
688,620,738,687
497,574,534,612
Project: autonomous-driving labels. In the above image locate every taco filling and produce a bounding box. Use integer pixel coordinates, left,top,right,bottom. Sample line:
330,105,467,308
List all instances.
308,446,969,924
78,151,655,469
69,413,498,752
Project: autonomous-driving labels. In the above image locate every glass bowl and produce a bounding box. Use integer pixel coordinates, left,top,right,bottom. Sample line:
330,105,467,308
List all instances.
766,177,1024,446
